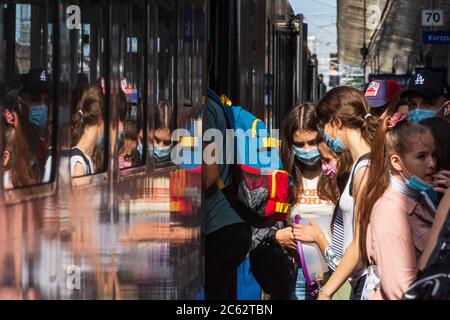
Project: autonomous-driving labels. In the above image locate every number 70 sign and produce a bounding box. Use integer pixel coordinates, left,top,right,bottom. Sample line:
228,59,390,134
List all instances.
422,10,444,27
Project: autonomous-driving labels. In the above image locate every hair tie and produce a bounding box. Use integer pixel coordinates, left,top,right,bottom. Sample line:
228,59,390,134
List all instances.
3,109,15,127
364,113,372,120
78,110,84,117
388,112,408,129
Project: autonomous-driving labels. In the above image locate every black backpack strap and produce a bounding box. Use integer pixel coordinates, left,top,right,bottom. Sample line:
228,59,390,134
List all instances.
70,148,92,175
349,153,370,197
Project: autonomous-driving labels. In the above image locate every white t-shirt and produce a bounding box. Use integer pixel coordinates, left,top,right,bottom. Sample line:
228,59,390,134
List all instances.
3,170,12,189
70,148,94,176
291,176,335,280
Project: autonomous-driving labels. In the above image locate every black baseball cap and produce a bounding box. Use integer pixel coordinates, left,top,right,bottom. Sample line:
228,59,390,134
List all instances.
21,68,50,96
401,70,449,100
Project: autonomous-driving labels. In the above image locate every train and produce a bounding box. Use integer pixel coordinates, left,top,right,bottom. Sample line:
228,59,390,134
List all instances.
0,0,323,300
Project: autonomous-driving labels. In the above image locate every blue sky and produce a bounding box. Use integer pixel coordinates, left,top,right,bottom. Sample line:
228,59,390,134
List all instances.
289,0,338,84
289,0,337,40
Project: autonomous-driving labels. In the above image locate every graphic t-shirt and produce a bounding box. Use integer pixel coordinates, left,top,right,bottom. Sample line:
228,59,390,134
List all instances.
291,176,335,280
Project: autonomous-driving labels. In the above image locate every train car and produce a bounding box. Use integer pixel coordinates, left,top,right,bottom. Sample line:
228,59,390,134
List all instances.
207,0,320,300
0,0,318,300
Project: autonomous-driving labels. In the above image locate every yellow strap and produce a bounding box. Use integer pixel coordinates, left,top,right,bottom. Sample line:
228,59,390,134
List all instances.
220,95,233,106
170,201,180,212
263,138,280,149
252,119,263,137
271,171,277,198
216,179,225,190
275,202,291,214
270,170,290,198
179,136,199,148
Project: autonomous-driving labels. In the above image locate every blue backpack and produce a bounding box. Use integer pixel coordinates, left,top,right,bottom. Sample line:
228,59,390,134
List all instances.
207,90,291,226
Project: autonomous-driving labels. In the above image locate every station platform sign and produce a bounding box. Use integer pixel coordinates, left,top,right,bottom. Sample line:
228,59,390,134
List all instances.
423,31,450,45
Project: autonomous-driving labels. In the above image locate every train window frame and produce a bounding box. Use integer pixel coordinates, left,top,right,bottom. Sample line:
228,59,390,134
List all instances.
69,1,111,189
1,1,59,204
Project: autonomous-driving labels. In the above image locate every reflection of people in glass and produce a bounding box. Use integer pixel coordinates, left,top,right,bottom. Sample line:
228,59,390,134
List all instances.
152,100,172,163
118,122,141,169
16,68,50,180
71,73,90,119
2,108,36,189
118,88,128,144
70,85,105,177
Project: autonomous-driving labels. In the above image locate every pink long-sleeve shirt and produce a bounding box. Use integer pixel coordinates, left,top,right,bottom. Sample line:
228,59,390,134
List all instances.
366,187,434,300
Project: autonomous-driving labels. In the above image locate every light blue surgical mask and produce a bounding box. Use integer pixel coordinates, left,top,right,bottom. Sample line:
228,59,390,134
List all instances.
154,145,171,160
29,104,48,131
118,128,125,142
408,109,436,123
97,131,104,147
294,146,321,166
405,175,438,207
137,143,143,158
323,132,346,153
401,162,438,207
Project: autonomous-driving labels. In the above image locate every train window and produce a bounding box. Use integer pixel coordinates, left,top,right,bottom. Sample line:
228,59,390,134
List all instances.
150,1,176,169
69,1,108,179
115,1,146,172
0,2,56,190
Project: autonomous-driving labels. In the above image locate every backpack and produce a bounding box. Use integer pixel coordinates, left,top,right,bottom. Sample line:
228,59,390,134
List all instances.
206,90,291,227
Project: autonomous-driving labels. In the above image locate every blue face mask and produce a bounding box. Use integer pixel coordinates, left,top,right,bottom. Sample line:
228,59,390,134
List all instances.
405,175,438,207
29,105,48,131
154,145,171,160
97,131,104,147
294,146,321,166
408,109,436,123
118,128,125,142
323,132,346,153
137,143,143,158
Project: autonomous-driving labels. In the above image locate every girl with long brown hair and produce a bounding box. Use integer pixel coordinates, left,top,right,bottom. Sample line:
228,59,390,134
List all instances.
2,108,36,188
358,114,438,299
294,86,379,300
275,103,337,300
70,85,105,177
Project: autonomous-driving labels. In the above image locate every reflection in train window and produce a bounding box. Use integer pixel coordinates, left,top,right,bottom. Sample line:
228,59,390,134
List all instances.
116,1,146,171
0,2,55,189
151,101,173,166
69,1,108,178
152,1,176,168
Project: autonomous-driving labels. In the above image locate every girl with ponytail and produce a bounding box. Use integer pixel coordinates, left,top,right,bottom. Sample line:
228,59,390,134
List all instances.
294,86,379,299
358,112,438,299
70,84,105,177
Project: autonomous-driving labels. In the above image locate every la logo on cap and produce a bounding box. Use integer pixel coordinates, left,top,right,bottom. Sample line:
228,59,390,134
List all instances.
366,81,381,97
415,74,425,85
40,71,47,82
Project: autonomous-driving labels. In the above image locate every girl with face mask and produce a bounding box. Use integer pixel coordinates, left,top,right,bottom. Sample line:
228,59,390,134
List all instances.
266,103,336,300
152,100,173,164
357,114,438,299
70,85,105,178
293,87,379,300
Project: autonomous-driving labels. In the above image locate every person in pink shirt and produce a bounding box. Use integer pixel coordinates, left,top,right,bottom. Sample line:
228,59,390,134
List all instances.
357,112,449,299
